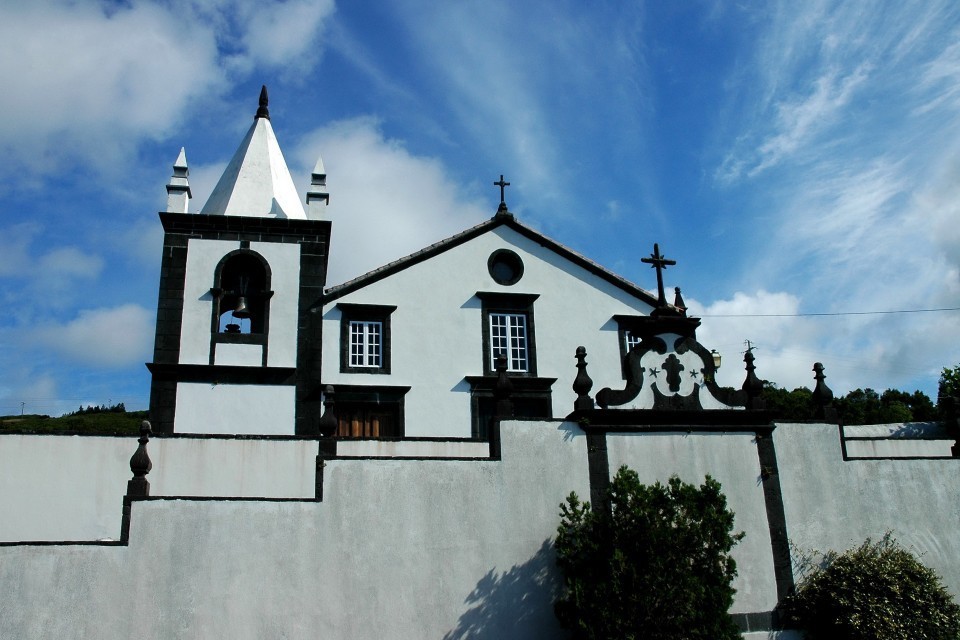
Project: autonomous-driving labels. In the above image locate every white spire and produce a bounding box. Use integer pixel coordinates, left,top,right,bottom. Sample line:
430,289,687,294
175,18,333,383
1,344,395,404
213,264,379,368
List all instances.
306,155,329,219
165,147,191,213
200,87,307,219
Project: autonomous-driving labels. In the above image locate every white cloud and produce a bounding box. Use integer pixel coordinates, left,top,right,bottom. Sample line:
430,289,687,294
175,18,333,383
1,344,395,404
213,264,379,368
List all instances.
37,247,104,281
690,290,847,393
32,304,154,367
234,0,335,72
0,2,220,171
293,117,489,284
689,285,960,398
0,226,104,297
0,0,335,176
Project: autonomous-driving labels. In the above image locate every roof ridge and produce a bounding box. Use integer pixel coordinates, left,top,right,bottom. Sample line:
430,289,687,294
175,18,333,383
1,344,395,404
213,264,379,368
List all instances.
321,214,661,309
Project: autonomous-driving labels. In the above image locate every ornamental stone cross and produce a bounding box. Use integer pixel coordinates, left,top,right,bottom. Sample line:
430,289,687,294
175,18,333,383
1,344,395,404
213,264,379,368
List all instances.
641,243,676,308
494,175,510,210
663,353,685,393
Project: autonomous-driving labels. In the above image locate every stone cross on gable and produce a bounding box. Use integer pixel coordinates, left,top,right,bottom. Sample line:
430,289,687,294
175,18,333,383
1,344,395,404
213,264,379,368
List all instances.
494,175,510,212
641,243,676,307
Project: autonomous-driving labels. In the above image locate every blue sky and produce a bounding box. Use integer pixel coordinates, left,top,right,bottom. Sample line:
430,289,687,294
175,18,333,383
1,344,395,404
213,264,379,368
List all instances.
2,0,960,416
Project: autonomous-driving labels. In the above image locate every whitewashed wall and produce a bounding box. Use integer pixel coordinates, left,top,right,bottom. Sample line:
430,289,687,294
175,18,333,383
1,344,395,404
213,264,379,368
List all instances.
181,238,237,364
607,431,779,613
175,383,295,435
322,226,656,437
2,421,958,639
775,422,960,595
180,239,301,367
0,435,317,541
0,421,589,639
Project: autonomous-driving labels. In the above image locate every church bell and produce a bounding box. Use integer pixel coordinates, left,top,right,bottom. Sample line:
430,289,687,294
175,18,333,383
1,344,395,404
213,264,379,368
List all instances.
233,296,251,319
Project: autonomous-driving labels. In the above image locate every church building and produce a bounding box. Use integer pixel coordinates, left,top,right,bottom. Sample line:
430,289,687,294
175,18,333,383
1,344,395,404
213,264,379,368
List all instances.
5,88,960,640
147,87,735,438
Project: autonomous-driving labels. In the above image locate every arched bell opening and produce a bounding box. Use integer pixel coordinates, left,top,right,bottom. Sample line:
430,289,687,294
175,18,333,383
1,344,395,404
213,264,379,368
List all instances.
210,250,273,337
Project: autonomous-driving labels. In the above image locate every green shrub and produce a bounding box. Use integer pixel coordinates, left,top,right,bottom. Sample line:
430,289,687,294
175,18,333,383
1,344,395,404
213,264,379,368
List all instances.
785,535,960,640
554,466,743,640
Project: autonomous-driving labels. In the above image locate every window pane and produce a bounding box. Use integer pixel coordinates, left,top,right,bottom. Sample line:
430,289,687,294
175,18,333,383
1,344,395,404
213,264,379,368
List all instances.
490,312,527,372
367,322,381,367
349,320,383,367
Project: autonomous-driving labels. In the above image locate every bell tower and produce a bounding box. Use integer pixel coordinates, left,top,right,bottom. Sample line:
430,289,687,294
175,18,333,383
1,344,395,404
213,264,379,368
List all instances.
147,87,330,435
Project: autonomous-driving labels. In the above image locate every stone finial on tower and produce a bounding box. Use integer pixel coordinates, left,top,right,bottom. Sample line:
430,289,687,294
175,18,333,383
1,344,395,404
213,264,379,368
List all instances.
673,287,688,317
306,155,330,218
256,85,270,120
165,147,192,213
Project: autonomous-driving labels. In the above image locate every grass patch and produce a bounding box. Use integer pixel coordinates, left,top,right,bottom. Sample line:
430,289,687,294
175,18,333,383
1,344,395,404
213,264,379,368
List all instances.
0,411,148,435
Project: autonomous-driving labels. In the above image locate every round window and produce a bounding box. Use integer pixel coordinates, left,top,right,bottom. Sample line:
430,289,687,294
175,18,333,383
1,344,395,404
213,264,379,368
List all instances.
487,249,524,285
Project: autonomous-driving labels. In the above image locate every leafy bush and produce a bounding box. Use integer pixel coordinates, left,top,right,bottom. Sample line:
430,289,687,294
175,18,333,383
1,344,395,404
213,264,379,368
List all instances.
554,466,743,640
785,535,960,639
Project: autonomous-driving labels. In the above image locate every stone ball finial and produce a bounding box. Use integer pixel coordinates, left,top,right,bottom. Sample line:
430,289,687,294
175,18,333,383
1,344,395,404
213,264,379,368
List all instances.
573,346,595,411
318,385,338,437
812,362,837,421
127,420,153,498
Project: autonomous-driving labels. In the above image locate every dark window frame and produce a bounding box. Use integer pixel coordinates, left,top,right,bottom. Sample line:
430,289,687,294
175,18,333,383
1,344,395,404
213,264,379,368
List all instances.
326,384,410,439
487,248,524,286
476,292,539,377
338,303,397,374
464,375,556,439
613,315,645,379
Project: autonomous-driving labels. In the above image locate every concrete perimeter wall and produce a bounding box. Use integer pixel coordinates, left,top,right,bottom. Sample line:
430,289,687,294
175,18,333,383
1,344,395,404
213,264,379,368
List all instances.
0,420,957,639
775,422,960,595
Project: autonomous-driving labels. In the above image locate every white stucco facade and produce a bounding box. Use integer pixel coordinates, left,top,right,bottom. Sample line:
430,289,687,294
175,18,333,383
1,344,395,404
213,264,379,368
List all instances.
179,239,300,368
175,383,296,435
322,224,658,437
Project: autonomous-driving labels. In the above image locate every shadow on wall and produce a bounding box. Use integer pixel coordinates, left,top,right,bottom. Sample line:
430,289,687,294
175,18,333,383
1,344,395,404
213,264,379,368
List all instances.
443,538,563,640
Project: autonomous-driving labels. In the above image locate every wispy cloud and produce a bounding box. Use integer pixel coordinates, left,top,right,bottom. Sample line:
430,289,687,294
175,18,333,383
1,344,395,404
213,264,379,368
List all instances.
293,117,490,284
701,1,960,394
31,304,154,368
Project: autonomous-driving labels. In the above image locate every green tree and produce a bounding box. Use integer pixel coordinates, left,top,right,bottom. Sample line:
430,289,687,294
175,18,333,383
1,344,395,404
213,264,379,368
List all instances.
835,388,883,425
762,383,814,420
554,467,743,640
785,535,960,639
938,365,960,419
880,389,936,422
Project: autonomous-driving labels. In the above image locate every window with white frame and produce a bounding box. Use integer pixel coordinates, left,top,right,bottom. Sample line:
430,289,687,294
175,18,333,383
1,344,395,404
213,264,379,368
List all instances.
350,320,382,368
477,292,538,377
338,303,396,374
490,312,528,372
